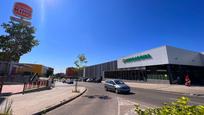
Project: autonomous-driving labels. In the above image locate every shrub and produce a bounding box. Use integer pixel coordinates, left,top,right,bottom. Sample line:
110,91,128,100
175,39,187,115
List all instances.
135,97,204,115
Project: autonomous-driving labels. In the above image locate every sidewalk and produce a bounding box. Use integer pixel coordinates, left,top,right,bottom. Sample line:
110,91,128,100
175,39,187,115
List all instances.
0,82,86,115
1,84,24,94
125,82,204,95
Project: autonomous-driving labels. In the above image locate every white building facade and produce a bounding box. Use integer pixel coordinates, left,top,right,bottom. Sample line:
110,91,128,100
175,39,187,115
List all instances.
85,46,204,85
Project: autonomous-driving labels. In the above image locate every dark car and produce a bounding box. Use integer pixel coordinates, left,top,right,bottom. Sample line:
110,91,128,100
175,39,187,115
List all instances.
80,77,88,82
95,76,102,83
104,79,130,94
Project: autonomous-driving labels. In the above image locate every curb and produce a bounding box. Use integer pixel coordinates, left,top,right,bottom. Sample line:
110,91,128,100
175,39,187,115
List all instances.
131,87,204,97
33,88,87,115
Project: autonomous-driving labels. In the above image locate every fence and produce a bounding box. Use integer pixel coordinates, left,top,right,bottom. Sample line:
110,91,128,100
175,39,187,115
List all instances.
23,80,49,92
0,80,50,94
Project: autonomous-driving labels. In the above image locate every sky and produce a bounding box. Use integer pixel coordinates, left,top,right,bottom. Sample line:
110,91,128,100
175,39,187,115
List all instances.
0,0,204,73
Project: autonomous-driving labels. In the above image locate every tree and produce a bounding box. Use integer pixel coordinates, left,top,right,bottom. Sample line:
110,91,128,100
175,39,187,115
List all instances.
0,20,39,62
73,54,88,92
74,54,88,69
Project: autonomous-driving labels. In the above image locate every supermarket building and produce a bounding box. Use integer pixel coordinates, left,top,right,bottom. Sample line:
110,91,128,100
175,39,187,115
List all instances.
84,46,204,85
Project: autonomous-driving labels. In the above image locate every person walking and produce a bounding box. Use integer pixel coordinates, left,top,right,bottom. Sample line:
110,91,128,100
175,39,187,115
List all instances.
185,74,191,87
51,77,55,88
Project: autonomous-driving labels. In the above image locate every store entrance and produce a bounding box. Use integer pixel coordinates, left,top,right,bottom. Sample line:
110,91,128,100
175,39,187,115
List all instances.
168,65,204,85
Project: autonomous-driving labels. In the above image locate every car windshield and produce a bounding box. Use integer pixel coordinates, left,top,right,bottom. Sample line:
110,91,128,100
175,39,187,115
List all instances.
114,80,124,84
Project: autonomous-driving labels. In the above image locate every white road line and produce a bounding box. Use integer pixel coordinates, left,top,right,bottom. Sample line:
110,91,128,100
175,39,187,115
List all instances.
117,97,120,115
118,97,162,115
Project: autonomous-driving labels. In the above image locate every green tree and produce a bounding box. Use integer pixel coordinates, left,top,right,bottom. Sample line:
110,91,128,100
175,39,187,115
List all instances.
74,54,88,69
0,20,39,62
73,54,88,92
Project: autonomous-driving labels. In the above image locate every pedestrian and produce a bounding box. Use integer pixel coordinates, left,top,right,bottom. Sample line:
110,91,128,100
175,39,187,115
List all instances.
51,78,55,88
185,74,191,87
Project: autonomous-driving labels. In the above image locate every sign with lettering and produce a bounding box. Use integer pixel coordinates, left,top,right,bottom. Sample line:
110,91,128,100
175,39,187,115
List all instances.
123,54,152,64
10,16,31,25
13,2,32,19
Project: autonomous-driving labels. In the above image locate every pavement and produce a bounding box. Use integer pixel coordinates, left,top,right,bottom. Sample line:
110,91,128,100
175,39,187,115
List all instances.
46,82,204,115
1,84,24,94
0,82,86,115
125,82,204,95
1,81,203,115
47,82,119,115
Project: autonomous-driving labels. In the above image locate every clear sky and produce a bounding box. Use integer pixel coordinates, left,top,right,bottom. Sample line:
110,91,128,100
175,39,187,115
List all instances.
0,0,204,73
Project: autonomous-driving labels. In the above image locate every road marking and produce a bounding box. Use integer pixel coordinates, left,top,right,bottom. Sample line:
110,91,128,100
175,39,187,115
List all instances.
117,97,120,115
117,97,140,115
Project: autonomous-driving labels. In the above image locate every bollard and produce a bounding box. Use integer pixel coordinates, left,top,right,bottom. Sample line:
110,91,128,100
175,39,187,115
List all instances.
37,81,40,88
23,82,26,94
29,83,31,89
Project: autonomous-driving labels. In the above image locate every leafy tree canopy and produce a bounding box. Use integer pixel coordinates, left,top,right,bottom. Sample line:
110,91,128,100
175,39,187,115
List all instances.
74,54,88,69
0,20,39,62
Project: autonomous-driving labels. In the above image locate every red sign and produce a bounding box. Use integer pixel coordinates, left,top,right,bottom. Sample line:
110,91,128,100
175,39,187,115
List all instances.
13,2,32,19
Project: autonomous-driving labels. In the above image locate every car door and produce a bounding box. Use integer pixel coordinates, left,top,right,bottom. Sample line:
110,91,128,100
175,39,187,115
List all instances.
108,81,116,91
105,81,111,90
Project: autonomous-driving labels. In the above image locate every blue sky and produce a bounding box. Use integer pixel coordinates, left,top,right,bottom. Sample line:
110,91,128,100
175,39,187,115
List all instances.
0,0,204,73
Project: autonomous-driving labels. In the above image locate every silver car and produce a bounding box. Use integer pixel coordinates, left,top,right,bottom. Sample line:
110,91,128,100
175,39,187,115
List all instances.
104,79,130,94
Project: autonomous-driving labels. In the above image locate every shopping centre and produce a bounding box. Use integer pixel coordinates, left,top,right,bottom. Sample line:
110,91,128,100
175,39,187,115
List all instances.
84,46,204,85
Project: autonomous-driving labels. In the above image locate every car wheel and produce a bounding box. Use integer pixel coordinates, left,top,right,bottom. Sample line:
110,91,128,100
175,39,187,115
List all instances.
115,89,119,94
105,87,108,91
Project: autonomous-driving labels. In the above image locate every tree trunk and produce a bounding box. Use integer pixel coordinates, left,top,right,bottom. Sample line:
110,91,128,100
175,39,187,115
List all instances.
74,80,78,92
8,61,13,81
83,67,86,78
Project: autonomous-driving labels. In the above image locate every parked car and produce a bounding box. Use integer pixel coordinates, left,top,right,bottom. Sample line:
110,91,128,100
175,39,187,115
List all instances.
68,79,74,84
95,76,102,83
79,77,88,82
104,79,130,94
62,79,66,83
86,78,95,82
63,79,74,84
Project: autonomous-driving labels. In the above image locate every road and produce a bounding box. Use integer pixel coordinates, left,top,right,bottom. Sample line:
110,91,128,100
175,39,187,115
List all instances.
47,82,204,115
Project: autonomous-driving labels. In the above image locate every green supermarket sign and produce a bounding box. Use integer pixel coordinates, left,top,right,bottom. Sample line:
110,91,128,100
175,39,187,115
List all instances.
123,54,152,64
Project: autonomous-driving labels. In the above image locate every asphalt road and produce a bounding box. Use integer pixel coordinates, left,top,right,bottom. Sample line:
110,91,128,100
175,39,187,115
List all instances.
47,82,204,115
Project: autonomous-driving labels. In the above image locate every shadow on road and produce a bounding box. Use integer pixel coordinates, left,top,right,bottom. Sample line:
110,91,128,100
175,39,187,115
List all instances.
122,92,135,95
0,93,12,96
83,95,111,100
106,90,135,95
0,97,6,105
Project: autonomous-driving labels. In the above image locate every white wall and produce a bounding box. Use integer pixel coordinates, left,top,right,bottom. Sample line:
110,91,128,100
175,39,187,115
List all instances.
166,46,204,66
117,46,169,69
117,46,204,69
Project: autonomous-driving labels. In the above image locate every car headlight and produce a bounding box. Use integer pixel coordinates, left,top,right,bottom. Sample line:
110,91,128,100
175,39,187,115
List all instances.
115,85,121,88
